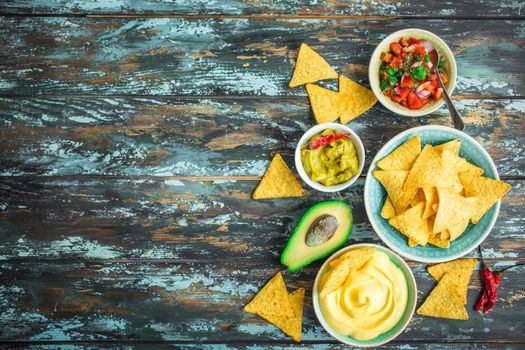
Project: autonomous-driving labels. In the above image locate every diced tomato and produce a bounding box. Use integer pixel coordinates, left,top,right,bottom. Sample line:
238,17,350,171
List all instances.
390,42,403,56
390,57,404,68
383,52,393,62
400,75,414,89
399,88,409,100
400,37,409,47
419,81,435,92
391,95,403,103
415,45,427,58
430,79,439,89
408,37,420,45
430,73,437,81
440,73,448,84
432,87,443,100
385,89,392,96
400,100,408,107
407,92,423,109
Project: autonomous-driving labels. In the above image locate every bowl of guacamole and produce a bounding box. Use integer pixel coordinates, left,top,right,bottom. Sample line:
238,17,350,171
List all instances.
295,123,365,192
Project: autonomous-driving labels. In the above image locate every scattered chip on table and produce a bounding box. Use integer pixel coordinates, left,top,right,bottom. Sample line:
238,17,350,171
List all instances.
253,154,305,199
428,259,476,305
306,83,343,124
339,75,377,124
289,43,338,88
417,272,469,320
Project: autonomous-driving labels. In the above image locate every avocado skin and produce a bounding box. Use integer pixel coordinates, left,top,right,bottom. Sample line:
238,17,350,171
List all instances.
281,200,353,272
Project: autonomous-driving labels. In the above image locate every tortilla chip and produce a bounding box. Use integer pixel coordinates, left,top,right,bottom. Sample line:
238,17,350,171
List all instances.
459,172,511,224
448,218,470,241
339,75,377,124
440,230,451,240
380,196,396,219
422,187,438,219
428,234,450,248
417,273,469,320
433,188,479,234
404,144,454,192
282,288,304,342
411,189,426,207
289,43,338,88
321,247,376,298
434,139,461,156
253,154,305,199
373,170,417,215
305,84,342,124
428,259,476,305
408,237,419,247
442,150,484,177
389,202,431,246
244,272,297,335
377,136,421,170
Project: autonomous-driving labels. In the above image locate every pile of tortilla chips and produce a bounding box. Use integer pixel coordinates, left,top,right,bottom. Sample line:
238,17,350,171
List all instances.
290,43,377,124
319,247,376,298
244,272,305,341
417,259,476,320
374,136,511,248
252,153,305,199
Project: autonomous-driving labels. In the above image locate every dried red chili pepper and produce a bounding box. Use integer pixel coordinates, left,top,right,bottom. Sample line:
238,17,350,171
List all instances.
309,133,351,150
475,245,523,313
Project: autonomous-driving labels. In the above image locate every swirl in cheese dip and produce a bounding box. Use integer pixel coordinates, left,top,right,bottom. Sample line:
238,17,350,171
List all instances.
319,250,408,340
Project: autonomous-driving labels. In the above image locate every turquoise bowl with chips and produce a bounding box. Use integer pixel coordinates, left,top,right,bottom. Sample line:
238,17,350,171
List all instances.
364,125,501,263
313,243,417,347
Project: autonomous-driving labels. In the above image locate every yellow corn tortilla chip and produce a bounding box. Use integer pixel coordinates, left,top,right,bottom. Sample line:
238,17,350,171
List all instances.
433,187,479,234
428,259,476,305
244,272,297,337
389,202,431,246
404,144,454,192
442,150,484,177
434,139,461,156
321,247,376,298
459,172,511,224
428,234,450,248
282,288,305,342
289,43,338,88
417,273,469,320
408,237,419,247
448,217,470,241
253,154,305,199
373,170,417,215
339,75,377,124
377,136,421,170
305,83,342,124
410,189,426,207
422,187,438,219
440,230,451,240
380,196,396,219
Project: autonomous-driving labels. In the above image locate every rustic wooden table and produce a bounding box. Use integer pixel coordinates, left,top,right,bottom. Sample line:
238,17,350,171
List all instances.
1,1,524,349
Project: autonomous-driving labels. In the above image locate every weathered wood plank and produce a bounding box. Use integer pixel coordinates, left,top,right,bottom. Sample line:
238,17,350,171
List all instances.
2,0,524,17
0,18,524,97
1,98,523,177
1,260,524,341
0,178,522,261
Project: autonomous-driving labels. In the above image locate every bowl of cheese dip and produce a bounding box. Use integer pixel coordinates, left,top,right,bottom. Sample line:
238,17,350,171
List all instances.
313,243,416,347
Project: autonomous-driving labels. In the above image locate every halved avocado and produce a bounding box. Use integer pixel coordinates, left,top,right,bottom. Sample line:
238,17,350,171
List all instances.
281,200,353,272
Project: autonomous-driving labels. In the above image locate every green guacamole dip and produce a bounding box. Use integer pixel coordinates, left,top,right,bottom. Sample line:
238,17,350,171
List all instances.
301,129,359,186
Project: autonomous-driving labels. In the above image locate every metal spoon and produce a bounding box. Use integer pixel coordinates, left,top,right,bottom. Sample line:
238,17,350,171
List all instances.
427,47,464,130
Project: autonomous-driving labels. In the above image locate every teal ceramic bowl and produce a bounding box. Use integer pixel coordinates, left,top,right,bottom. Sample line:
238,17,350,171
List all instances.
313,244,417,347
364,125,500,263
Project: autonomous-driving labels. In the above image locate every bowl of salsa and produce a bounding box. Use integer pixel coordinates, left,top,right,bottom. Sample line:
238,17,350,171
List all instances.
369,28,457,117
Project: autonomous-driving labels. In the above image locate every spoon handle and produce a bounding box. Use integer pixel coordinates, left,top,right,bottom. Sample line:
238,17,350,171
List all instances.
435,69,464,130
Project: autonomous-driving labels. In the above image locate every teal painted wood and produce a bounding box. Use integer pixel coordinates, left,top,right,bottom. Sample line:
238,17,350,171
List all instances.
0,178,522,261
2,0,525,17
0,18,524,97
0,260,523,341
0,98,523,177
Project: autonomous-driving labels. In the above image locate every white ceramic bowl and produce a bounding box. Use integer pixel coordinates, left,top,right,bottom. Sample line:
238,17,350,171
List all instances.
369,28,457,117
295,123,365,192
313,244,417,347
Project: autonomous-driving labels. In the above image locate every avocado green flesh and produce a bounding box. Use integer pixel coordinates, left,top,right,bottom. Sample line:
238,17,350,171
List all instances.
281,200,353,272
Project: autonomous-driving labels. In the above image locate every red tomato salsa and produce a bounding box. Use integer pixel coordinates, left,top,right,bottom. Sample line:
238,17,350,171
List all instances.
380,37,447,109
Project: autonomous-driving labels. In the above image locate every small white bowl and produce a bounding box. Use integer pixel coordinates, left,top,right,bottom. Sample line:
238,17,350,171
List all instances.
313,244,417,347
369,28,457,117
295,123,365,192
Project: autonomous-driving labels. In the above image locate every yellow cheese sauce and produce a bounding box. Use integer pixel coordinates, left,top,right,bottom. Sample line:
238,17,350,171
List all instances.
319,251,408,340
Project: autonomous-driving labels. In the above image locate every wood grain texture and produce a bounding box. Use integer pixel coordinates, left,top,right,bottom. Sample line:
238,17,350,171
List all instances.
1,260,524,342
0,17,524,97
2,0,525,17
0,178,522,261
1,98,523,177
